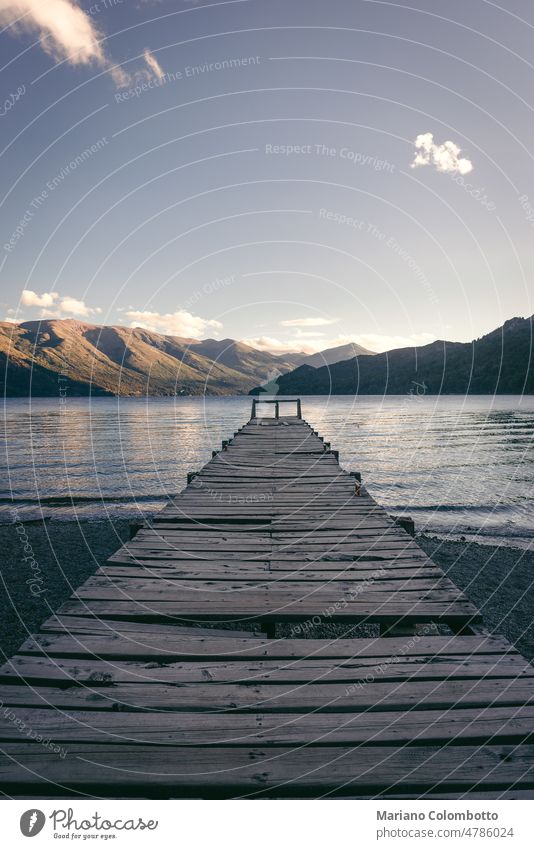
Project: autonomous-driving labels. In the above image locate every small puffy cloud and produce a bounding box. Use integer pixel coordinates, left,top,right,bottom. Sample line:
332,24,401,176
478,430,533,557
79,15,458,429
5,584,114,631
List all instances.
280,317,339,327
354,332,437,353
57,296,94,316
411,133,473,175
143,48,164,81
126,308,223,339
21,290,59,308
20,289,99,317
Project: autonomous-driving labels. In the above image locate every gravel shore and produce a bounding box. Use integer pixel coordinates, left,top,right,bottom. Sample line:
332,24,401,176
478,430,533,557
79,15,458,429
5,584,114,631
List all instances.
417,534,534,661
0,519,130,660
1,520,533,661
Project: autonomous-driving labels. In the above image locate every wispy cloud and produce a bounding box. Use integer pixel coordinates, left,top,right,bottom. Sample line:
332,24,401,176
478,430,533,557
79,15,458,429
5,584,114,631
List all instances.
0,0,104,64
411,132,473,175
280,317,339,328
0,1,164,88
20,289,100,317
353,332,437,352
143,48,164,81
244,332,436,356
242,336,305,353
293,330,325,338
243,334,354,355
126,308,222,339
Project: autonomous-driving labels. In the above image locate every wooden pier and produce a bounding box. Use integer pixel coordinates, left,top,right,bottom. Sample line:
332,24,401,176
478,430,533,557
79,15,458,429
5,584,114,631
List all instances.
1,400,533,798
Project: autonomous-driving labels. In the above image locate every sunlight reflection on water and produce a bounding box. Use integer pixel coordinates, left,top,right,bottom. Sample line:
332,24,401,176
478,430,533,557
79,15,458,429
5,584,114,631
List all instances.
2,395,534,546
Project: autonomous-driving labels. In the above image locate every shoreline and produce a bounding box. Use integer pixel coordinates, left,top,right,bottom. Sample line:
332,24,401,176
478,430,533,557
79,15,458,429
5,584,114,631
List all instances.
1,519,533,662
3,502,534,551
417,534,534,662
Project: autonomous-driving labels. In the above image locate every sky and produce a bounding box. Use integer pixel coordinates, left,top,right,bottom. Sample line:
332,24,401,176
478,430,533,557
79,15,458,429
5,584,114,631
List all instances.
0,0,533,354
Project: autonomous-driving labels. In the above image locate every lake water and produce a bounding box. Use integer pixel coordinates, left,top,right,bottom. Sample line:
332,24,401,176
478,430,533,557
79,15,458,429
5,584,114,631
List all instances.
2,395,534,548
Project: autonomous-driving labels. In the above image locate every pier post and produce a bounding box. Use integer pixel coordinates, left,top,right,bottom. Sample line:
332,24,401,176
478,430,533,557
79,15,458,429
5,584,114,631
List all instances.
393,515,415,536
129,521,144,540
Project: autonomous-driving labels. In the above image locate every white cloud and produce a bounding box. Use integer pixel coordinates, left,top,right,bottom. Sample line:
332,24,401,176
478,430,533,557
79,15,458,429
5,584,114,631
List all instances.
244,335,347,355
280,317,339,327
143,48,164,81
126,309,223,339
20,289,99,317
244,332,437,356
243,336,309,354
56,296,94,316
0,0,108,63
353,332,437,353
294,330,326,338
0,1,163,88
108,63,131,89
243,335,326,354
411,133,473,175
3,316,21,324
21,290,59,308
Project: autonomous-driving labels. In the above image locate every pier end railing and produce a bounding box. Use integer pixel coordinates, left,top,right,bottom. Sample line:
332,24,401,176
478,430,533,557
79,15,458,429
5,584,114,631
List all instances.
250,397,302,419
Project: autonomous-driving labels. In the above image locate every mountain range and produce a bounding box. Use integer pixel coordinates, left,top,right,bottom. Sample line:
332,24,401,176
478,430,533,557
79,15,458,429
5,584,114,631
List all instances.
5,315,530,398
0,319,373,397
253,316,534,396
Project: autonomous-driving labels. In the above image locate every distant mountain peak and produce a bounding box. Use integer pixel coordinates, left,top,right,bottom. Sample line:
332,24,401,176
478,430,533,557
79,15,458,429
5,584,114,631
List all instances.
255,315,534,396
2,319,371,397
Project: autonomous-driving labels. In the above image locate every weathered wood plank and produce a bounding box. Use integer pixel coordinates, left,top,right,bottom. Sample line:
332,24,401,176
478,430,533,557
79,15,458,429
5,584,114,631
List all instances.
1,706,534,747
1,678,530,712
2,744,534,796
2,654,531,687
14,633,514,660
57,598,481,625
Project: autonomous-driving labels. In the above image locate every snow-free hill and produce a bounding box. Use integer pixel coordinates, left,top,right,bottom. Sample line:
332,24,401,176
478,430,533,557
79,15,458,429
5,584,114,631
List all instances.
0,320,310,396
255,317,534,396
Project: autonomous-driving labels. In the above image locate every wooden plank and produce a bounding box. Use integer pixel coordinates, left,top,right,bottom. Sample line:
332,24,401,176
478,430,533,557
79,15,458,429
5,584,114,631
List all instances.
1,706,534,747
39,615,263,638
76,579,465,597
98,566,444,582
102,557,434,573
2,744,534,796
56,598,481,625
13,633,514,661
1,678,530,712
3,655,531,687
